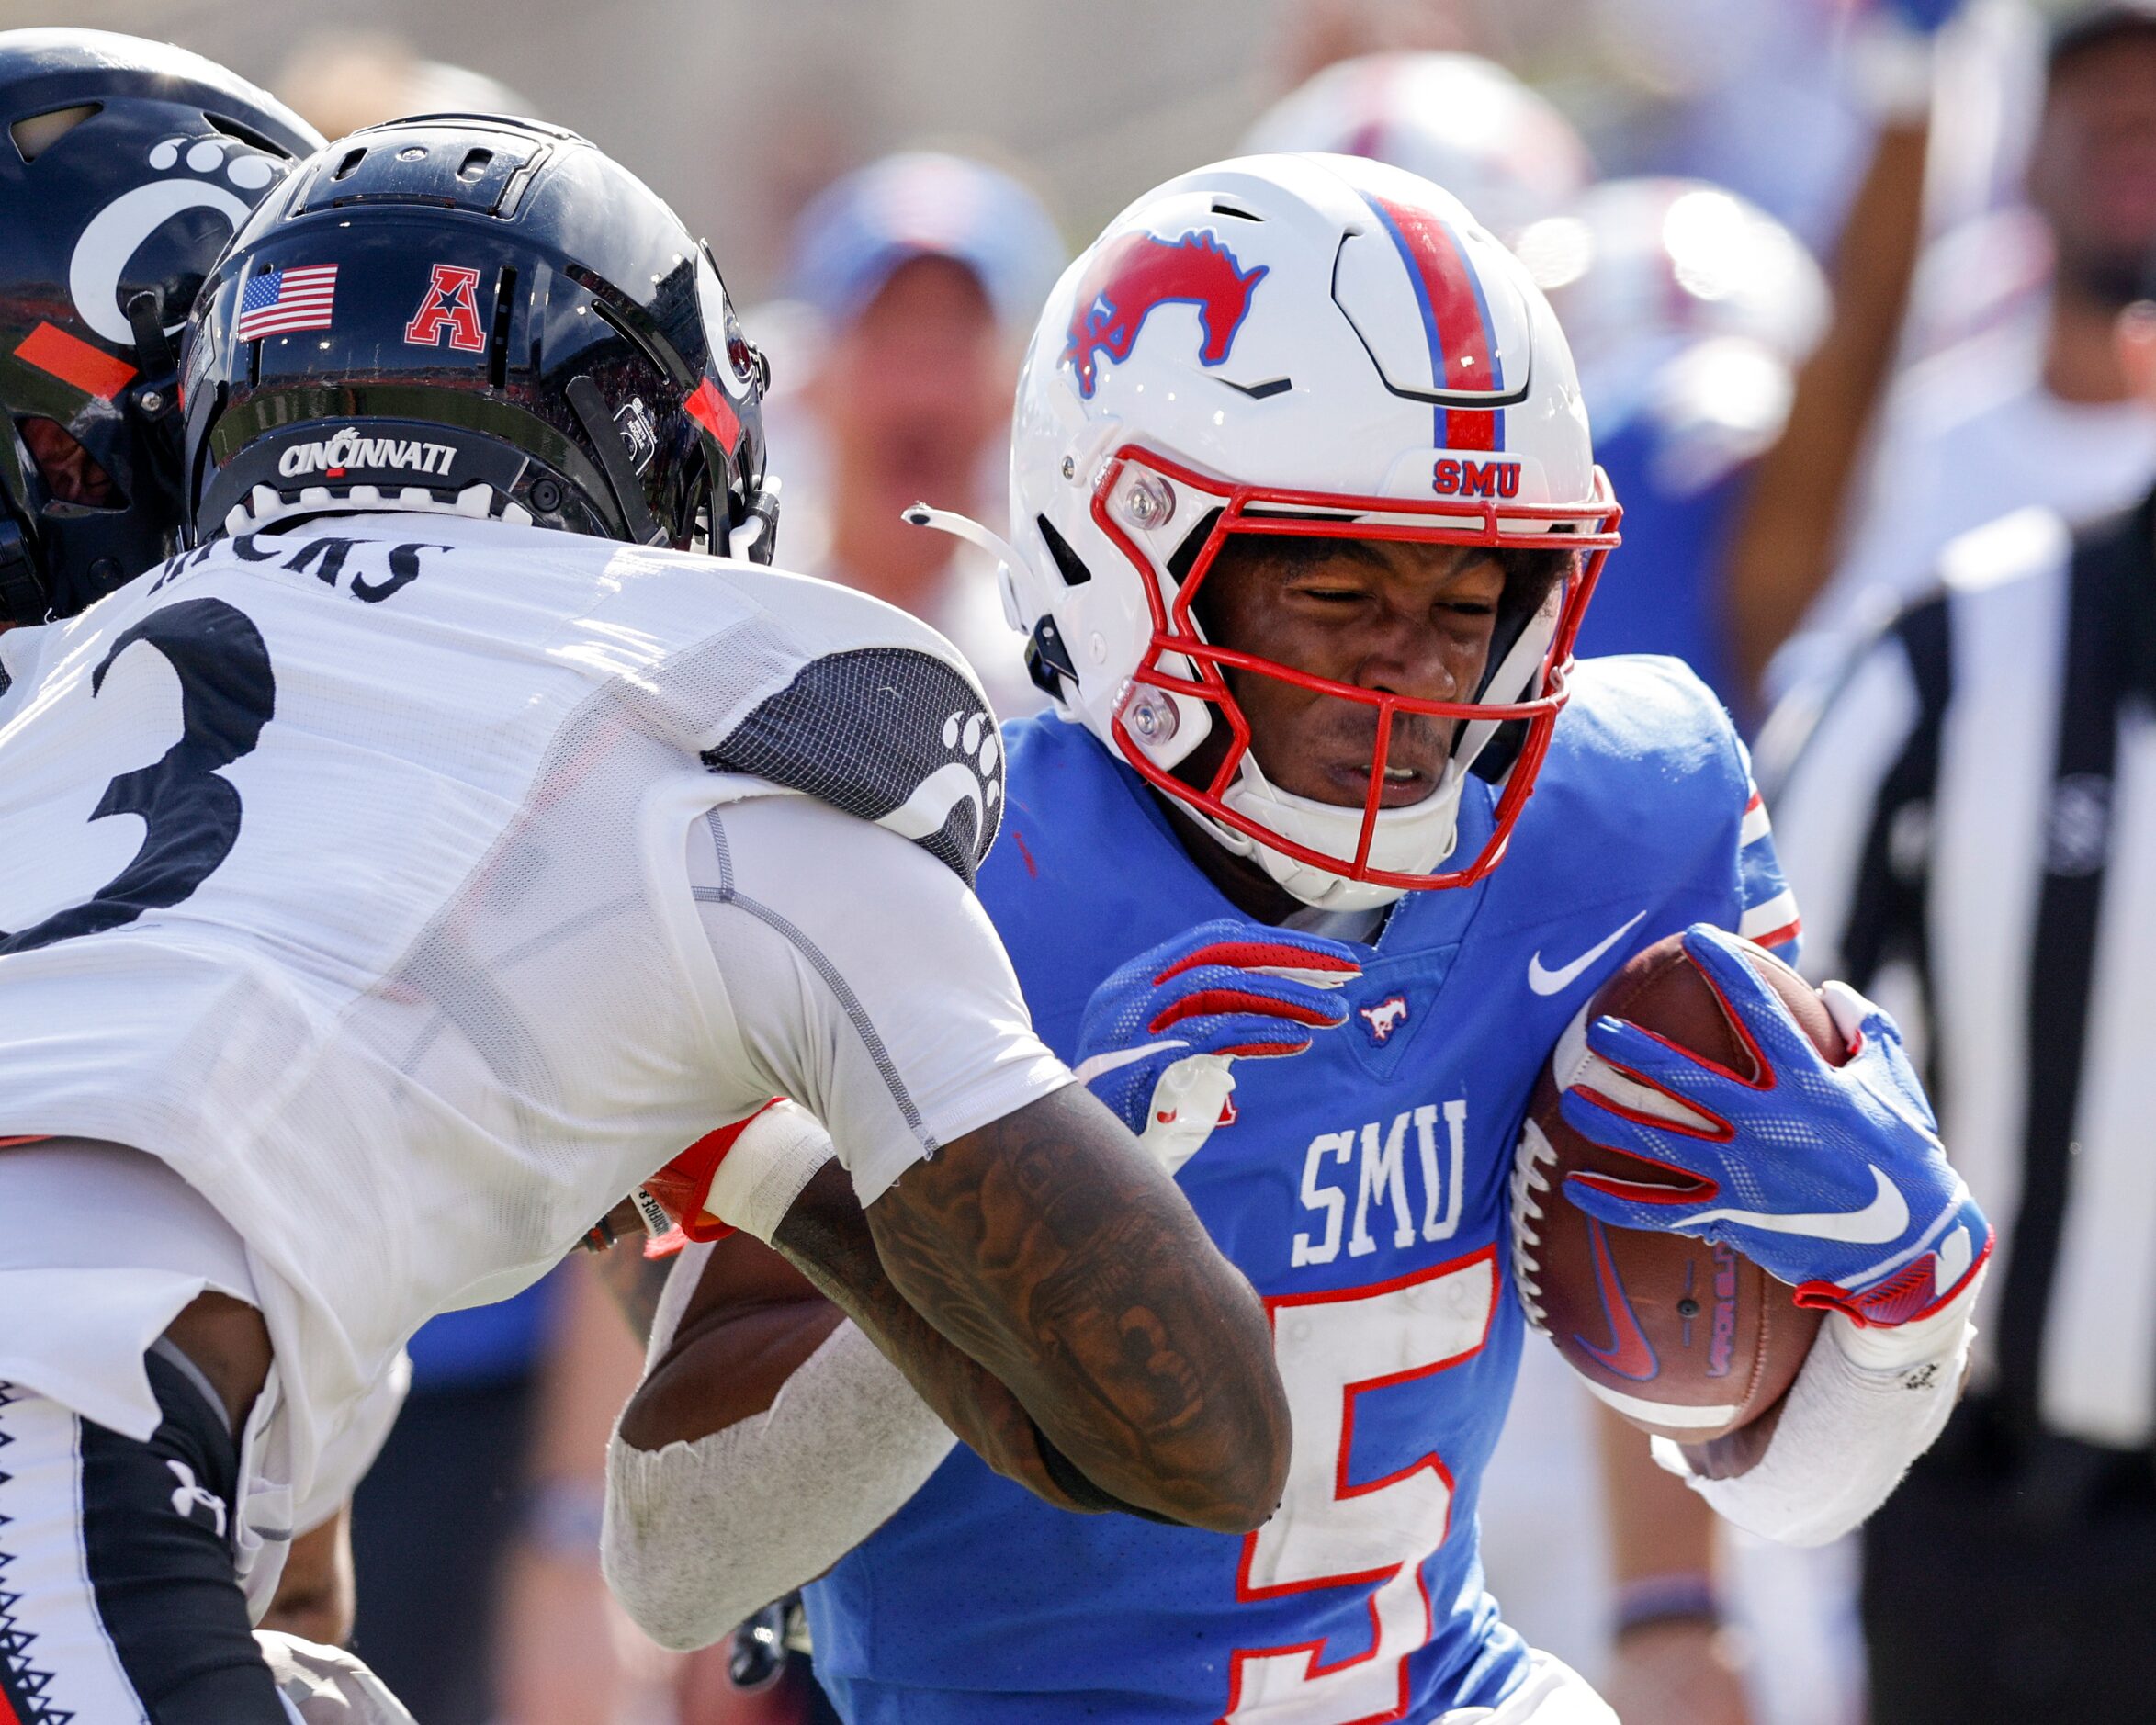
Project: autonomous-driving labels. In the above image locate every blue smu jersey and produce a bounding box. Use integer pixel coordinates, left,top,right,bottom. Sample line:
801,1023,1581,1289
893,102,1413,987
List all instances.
807,657,1798,1725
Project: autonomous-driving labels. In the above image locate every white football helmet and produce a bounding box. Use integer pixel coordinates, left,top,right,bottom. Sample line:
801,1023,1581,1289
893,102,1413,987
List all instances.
922,154,1617,912
1241,53,1594,241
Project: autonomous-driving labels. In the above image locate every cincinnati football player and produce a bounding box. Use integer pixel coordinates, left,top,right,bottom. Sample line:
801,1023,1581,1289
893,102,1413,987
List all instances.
0,115,1288,1724
0,30,318,625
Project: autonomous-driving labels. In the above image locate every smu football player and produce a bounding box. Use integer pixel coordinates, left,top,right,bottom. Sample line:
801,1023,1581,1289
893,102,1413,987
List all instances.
598,154,1992,1725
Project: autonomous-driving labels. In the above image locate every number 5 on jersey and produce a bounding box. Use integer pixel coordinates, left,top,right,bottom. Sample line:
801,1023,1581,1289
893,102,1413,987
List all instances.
1225,1250,1498,1725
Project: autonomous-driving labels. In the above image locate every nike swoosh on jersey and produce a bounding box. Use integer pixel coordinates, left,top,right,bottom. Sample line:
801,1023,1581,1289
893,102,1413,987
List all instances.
1528,910,1647,997
1684,1166,1912,1246
1575,1216,1659,1381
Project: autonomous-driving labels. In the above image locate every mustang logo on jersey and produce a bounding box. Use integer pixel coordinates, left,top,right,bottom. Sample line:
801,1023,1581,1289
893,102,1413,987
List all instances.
1359,994,1409,1043
1063,229,1266,399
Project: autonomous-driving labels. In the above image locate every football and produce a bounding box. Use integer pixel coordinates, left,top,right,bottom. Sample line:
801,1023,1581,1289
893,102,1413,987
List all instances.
1511,932,1839,1446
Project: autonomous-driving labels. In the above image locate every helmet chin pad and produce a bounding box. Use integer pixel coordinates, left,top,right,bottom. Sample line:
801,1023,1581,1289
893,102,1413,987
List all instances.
1204,750,1467,912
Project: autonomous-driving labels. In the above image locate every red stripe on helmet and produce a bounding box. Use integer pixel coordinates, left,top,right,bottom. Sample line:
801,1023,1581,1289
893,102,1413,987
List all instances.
14,321,137,401
684,378,740,453
1365,196,1498,451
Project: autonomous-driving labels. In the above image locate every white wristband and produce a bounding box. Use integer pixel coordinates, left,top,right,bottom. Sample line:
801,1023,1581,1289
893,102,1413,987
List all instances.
1652,1267,1983,1545
254,1632,417,1724
701,1099,837,1245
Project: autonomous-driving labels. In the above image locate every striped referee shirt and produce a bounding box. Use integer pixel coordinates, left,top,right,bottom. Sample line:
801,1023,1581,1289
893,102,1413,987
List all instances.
1761,490,2156,1452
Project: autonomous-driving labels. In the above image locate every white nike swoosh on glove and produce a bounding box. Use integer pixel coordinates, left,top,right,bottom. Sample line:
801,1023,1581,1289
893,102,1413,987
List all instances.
1682,1166,1911,1246
1073,1040,1187,1086
1528,910,1646,997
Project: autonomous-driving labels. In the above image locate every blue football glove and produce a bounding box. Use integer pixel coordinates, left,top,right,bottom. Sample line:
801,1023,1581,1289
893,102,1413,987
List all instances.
1557,923,1992,1328
1075,918,1361,1175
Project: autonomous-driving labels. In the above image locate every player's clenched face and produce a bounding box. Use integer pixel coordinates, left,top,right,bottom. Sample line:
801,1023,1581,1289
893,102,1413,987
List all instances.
1190,536,1507,810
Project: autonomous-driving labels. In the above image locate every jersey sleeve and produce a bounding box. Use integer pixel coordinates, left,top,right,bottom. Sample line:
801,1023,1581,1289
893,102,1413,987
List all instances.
1733,756,1802,968
689,792,1073,1205
1681,682,1800,966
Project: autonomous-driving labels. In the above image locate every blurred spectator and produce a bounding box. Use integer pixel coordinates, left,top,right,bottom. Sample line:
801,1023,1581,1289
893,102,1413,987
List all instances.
1585,0,1873,254
353,1261,660,1725
274,29,534,139
1518,177,1829,711
1760,261,2156,1725
1240,50,1595,240
1761,1,2156,697
762,150,1065,716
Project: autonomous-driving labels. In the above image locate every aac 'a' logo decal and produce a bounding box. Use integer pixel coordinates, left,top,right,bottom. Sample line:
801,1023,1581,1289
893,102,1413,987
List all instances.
1063,229,1266,399
405,264,487,353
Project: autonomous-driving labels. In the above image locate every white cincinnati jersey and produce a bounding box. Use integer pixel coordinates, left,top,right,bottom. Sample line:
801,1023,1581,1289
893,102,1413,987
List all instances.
0,512,1064,1508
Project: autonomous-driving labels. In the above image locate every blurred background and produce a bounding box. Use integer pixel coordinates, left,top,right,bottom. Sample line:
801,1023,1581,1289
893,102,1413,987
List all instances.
14,0,2149,1720
0,0,2047,289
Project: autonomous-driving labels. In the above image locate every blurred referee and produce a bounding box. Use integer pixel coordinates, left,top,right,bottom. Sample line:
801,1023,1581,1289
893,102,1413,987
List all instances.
1760,246,2156,1724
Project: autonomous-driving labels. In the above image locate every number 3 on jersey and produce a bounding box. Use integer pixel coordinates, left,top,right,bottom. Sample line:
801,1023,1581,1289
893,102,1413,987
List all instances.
1225,1249,1498,1725
0,598,275,954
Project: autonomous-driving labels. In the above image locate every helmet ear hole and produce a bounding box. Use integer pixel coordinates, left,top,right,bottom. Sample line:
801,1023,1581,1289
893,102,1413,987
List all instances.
203,112,288,157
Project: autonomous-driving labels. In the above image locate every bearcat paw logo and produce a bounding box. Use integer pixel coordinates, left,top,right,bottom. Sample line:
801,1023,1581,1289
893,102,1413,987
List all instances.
70,137,288,348
877,708,1002,854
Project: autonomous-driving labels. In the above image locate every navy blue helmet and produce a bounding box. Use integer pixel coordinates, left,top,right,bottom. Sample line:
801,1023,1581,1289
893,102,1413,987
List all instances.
184,113,776,561
0,28,320,621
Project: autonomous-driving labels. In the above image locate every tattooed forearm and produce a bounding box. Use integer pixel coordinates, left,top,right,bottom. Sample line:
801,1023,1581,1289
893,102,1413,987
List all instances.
863,1085,1290,1534
773,1161,1093,1511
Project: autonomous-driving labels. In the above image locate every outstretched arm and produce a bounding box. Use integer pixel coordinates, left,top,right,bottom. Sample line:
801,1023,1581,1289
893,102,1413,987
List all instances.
1724,10,1942,708
668,1093,1291,1531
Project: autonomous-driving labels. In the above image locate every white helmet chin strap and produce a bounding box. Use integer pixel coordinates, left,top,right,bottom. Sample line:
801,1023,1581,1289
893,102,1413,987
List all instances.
1194,589,1565,912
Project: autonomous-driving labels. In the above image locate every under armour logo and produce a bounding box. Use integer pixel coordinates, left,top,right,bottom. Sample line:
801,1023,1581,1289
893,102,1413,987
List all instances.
1359,995,1409,1044
168,1459,228,1539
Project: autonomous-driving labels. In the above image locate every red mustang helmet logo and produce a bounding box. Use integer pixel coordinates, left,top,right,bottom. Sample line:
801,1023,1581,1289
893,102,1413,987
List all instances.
1063,230,1267,400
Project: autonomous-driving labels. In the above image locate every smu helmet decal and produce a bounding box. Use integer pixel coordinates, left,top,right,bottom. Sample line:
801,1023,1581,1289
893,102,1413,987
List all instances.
1062,229,1266,399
